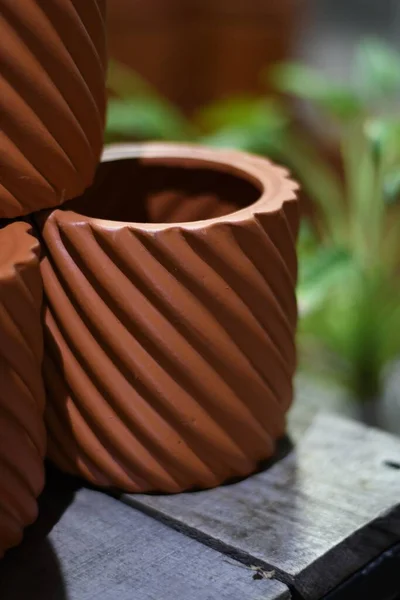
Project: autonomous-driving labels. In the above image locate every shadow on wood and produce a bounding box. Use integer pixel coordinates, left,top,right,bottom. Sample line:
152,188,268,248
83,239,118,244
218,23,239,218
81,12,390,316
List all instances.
121,414,400,600
0,464,79,599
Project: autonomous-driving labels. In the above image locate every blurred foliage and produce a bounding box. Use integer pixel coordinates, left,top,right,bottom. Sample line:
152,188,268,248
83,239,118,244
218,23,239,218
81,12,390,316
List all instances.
106,61,196,142
106,39,400,402
273,40,400,401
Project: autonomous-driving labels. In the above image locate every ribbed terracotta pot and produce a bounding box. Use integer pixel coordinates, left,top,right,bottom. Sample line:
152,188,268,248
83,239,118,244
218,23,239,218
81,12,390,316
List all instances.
0,222,46,557
0,0,106,218
38,143,299,493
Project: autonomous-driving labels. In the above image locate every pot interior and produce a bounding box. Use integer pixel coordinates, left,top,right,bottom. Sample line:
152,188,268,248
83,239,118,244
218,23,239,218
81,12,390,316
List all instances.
64,156,261,223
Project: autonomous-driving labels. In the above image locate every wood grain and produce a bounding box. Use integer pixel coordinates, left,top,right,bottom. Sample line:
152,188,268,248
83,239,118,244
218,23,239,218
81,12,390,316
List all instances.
0,484,290,600
121,413,400,599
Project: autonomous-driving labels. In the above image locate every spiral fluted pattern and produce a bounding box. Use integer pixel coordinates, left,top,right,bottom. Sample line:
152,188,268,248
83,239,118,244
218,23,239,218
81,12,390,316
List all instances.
0,0,107,218
38,144,299,493
0,222,45,557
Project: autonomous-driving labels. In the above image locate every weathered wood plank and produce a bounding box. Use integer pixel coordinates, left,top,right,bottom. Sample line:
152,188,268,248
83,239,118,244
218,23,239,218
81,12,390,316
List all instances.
121,414,400,600
0,477,289,600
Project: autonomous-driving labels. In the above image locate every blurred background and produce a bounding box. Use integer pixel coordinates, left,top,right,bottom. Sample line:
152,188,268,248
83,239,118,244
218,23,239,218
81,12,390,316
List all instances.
106,0,400,113
104,0,400,435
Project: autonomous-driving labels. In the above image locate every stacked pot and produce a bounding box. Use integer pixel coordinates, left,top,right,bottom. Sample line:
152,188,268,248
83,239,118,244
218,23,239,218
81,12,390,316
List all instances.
0,0,107,557
0,0,299,558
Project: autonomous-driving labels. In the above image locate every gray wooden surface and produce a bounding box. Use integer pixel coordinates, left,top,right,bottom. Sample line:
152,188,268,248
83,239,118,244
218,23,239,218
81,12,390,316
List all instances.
0,483,289,600
122,413,400,600
2,384,400,599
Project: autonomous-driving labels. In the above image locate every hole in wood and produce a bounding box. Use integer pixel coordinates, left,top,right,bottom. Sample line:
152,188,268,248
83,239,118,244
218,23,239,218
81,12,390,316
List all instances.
64,156,261,224
383,460,400,470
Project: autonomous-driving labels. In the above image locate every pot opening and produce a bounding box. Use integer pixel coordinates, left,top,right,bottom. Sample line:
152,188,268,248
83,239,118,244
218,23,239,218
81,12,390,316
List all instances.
64,156,261,224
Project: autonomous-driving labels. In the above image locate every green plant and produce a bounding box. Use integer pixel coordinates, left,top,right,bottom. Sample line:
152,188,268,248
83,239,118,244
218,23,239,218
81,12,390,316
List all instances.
273,39,400,401
106,61,196,142
105,40,400,402
105,61,288,152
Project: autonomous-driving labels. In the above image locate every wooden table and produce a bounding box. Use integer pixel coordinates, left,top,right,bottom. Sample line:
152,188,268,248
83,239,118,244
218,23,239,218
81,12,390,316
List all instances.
1,384,399,599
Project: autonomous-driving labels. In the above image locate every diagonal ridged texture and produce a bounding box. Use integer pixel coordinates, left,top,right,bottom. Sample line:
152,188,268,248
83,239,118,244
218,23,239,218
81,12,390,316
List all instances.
0,222,46,557
37,143,299,493
0,0,107,218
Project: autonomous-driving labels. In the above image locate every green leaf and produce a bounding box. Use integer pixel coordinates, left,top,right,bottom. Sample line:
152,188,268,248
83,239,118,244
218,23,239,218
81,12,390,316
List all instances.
341,119,400,268
271,63,363,120
197,97,288,154
297,219,318,255
105,97,193,142
298,264,359,363
380,295,400,364
200,128,275,154
355,38,400,99
298,268,394,399
382,211,400,272
278,133,345,243
364,118,400,163
297,246,352,314
341,123,383,267
107,60,155,97
105,60,196,142
196,96,288,131
383,170,400,205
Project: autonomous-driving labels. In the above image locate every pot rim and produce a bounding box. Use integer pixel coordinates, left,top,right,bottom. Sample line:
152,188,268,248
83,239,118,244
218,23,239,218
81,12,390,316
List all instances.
52,142,299,232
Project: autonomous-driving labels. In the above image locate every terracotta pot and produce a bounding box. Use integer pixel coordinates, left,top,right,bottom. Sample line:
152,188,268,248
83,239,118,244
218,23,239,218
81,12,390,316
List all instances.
0,222,46,557
107,0,299,114
38,143,299,493
0,0,107,218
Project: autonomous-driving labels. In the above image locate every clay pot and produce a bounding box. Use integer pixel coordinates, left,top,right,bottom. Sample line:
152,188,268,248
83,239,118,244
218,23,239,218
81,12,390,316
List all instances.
38,143,299,493
0,0,107,218
107,0,299,114
0,222,46,557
